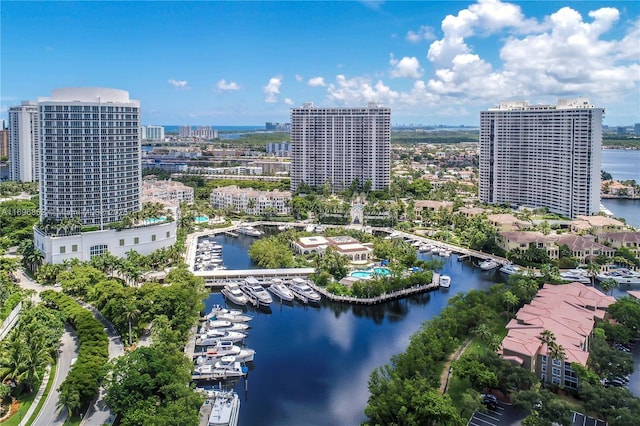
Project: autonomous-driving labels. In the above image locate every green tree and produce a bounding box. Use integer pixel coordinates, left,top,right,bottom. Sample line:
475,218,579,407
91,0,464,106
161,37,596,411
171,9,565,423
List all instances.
599,277,618,295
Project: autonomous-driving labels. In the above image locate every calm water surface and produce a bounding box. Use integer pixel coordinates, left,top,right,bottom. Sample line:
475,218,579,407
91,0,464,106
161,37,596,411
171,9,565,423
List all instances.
198,232,627,426
601,148,640,182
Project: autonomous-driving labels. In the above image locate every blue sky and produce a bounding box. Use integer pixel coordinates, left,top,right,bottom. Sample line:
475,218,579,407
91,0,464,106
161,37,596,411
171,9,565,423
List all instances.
1,1,638,126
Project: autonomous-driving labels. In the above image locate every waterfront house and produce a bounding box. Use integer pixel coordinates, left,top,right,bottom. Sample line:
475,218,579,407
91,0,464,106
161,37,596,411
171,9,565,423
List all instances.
496,231,559,259
414,200,453,222
555,234,615,262
597,231,640,258
487,214,532,232
570,215,627,235
500,283,615,390
292,235,373,263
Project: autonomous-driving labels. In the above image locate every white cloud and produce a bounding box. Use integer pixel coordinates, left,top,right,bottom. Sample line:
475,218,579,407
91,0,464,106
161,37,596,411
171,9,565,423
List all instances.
294,74,303,82
389,55,423,79
418,0,639,115
308,76,326,87
168,79,190,89
216,79,240,91
406,25,436,43
327,74,399,105
284,97,294,105
263,75,282,103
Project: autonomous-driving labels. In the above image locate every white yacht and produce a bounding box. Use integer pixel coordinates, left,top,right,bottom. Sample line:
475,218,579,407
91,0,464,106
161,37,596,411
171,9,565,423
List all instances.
479,259,500,271
559,269,591,284
207,319,250,332
241,279,273,306
499,264,521,275
213,356,248,378
268,279,295,302
597,268,640,285
196,330,247,346
236,226,263,237
439,275,451,288
221,284,249,306
195,341,255,363
206,391,240,426
290,277,322,303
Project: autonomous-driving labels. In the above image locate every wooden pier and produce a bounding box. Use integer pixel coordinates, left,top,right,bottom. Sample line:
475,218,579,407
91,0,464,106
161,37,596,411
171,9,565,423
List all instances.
306,281,440,305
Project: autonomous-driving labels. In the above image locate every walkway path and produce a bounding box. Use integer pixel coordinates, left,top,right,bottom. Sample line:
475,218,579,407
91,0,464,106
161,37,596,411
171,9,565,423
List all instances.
17,368,49,426
440,339,472,394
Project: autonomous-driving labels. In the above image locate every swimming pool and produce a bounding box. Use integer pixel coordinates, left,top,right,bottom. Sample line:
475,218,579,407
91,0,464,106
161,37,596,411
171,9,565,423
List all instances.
143,216,167,224
195,216,209,223
350,267,391,279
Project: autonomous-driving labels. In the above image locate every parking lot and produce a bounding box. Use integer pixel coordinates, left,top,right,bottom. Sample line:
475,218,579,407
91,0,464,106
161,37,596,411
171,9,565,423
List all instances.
468,404,605,426
468,401,526,426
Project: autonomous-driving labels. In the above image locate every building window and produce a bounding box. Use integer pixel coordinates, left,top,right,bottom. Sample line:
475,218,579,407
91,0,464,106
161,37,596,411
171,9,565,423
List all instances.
89,244,108,258
119,239,125,246
72,244,78,252
134,237,139,244
166,231,170,238
60,246,66,254
552,367,561,377
552,376,561,385
151,234,156,242
552,359,562,367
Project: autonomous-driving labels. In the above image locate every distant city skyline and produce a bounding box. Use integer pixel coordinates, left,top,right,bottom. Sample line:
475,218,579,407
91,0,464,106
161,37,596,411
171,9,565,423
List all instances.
1,1,638,126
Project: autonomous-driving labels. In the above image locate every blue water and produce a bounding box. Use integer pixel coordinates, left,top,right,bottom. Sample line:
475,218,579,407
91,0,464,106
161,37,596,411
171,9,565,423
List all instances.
350,267,392,279
203,234,511,425
601,149,640,182
143,216,166,224
195,216,209,223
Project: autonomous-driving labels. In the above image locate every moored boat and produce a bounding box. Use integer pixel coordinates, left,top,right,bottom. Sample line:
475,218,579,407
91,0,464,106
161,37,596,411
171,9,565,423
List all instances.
559,269,591,284
221,284,249,306
268,279,295,302
236,226,263,237
499,264,521,275
479,259,499,271
290,277,321,303
596,268,640,285
241,279,272,306
205,390,240,426
439,275,451,288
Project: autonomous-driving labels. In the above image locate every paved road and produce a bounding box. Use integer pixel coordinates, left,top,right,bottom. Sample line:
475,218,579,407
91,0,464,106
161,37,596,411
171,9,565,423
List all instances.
33,325,78,426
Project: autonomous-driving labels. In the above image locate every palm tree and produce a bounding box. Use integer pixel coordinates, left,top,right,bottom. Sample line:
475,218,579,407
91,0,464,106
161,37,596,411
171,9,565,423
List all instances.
599,277,618,295
0,333,27,390
124,303,141,346
22,333,53,392
56,384,81,417
586,262,600,286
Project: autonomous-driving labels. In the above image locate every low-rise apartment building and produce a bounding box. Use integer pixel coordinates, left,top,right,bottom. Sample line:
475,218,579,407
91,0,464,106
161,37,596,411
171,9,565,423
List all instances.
414,200,453,221
555,234,616,262
142,179,194,205
500,283,615,390
487,214,532,232
597,231,640,258
497,231,559,259
210,185,291,216
571,215,627,235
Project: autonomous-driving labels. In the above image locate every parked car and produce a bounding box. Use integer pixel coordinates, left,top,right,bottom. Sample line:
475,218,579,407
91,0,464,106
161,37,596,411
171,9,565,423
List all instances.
481,393,498,409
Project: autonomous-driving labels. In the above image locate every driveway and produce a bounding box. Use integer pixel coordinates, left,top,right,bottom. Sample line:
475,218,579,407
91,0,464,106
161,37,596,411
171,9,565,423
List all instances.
33,325,78,426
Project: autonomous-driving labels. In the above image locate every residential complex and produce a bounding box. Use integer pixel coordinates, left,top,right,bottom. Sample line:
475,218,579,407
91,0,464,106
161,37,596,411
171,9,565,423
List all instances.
38,87,141,226
30,87,176,263
210,185,291,216
141,125,165,141
479,98,603,219
290,102,391,192
8,101,40,182
500,283,615,390
178,125,218,139
142,178,194,205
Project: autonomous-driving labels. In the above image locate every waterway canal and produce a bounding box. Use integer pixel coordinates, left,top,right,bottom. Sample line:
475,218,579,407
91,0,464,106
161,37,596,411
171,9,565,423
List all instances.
202,233,508,425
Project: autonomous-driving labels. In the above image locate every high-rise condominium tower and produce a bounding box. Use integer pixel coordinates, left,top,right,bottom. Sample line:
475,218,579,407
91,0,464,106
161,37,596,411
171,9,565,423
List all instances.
290,103,391,192
9,101,40,182
39,87,141,226
479,98,603,219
